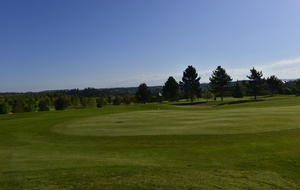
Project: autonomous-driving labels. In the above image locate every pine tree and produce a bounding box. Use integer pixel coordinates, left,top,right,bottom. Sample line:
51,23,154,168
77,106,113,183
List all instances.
209,66,232,101
232,81,245,98
266,75,282,96
163,76,179,102
135,83,151,104
179,66,201,102
247,67,265,100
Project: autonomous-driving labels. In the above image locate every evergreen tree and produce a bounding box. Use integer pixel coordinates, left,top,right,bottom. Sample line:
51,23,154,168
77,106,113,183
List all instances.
246,67,265,100
179,65,201,102
135,83,151,104
209,66,232,101
266,75,282,95
232,81,245,98
163,76,179,102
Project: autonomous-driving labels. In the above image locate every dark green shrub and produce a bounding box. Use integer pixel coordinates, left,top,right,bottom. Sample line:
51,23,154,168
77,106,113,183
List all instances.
0,102,11,114
232,82,245,98
54,97,69,110
38,100,50,111
97,97,107,107
283,87,292,95
113,96,122,106
12,101,24,113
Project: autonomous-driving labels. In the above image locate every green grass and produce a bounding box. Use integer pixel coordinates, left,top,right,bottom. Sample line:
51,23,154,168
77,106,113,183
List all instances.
53,106,300,136
1,96,300,189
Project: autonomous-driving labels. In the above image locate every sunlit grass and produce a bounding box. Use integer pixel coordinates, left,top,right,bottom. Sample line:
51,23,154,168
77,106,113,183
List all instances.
1,95,300,189
53,106,300,136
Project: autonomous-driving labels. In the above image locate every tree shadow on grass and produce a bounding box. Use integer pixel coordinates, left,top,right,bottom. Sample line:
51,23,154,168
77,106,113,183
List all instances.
218,99,264,106
173,101,210,106
260,95,274,99
173,99,265,107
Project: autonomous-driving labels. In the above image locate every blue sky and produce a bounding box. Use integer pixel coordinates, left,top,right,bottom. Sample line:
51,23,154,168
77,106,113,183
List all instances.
1,0,300,92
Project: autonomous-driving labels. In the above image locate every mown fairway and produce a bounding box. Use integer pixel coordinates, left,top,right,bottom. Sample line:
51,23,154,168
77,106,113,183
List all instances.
1,96,300,189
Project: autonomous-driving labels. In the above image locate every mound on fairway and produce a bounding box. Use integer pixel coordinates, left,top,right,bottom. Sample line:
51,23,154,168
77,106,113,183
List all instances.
52,106,300,136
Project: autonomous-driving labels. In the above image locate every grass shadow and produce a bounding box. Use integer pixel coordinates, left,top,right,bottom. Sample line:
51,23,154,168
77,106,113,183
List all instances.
172,101,208,106
172,98,265,107
218,99,264,106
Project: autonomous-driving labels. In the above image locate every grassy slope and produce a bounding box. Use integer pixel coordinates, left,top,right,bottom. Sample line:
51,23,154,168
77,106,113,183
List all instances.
1,96,300,189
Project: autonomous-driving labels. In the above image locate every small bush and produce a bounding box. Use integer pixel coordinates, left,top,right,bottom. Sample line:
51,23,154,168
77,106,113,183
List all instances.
97,97,107,108
38,100,50,111
54,97,69,110
113,96,122,106
202,90,215,101
0,102,11,114
12,101,24,113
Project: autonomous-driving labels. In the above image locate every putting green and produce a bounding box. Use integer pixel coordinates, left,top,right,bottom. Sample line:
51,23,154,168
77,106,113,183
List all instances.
52,106,300,136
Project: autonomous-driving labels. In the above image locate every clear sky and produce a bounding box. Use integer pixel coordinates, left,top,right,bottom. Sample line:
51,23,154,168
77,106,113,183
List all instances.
1,0,300,92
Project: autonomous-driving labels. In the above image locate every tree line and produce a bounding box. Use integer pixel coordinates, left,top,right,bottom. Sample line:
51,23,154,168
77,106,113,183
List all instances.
1,65,300,114
0,88,162,114
162,65,300,102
